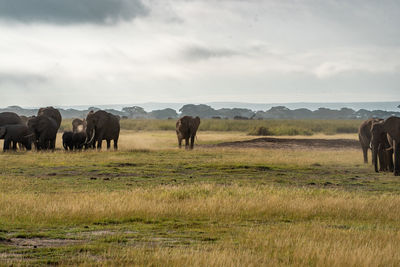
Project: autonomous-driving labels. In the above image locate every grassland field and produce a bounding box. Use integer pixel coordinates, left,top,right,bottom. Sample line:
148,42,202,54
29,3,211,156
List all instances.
1,119,400,266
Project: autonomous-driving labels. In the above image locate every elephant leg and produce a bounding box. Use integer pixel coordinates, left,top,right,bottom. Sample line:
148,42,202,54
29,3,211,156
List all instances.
178,137,182,149
12,141,17,151
185,138,189,149
394,140,400,176
39,136,47,151
114,139,118,150
388,149,394,172
3,138,10,151
106,140,111,150
362,146,368,163
378,146,385,171
42,140,49,150
190,135,195,149
34,140,39,151
50,139,56,151
97,139,102,150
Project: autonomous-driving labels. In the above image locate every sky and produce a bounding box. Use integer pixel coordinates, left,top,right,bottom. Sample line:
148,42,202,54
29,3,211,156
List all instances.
0,0,399,107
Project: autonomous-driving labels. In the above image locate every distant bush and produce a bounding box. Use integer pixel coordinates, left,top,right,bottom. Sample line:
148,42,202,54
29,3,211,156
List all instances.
249,126,271,136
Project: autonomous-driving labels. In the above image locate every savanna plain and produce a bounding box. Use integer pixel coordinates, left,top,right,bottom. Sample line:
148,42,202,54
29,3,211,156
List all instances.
1,119,399,266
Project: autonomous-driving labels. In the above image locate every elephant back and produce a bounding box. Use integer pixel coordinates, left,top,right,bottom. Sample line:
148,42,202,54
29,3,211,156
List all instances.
0,112,23,127
38,107,62,129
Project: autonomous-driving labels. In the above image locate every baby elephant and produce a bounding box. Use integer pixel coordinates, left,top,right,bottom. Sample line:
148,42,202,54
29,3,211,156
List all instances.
62,131,74,150
63,131,87,151
0,124,34,151
72,131,87,151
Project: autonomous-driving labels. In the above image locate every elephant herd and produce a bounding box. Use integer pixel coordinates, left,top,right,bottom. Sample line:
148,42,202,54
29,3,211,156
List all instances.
62,110,121,151
358,116,400,176
0,107,121,152
1,109,399,175
0,107,61,151
0,109,201,152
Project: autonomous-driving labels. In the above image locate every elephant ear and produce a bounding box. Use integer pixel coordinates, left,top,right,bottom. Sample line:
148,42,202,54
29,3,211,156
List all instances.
0,127,6,139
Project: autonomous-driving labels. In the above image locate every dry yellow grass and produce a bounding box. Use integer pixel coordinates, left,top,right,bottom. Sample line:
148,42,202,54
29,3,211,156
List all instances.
2,184,399,225
2,183,397,266
2,184,400,266
91,225,400,267
1,130,397,266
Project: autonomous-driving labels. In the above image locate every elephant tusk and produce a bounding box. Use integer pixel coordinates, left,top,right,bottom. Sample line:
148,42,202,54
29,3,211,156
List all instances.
86,131,95,145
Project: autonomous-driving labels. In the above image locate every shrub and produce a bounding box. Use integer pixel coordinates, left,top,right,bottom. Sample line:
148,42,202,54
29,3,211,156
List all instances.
249,126,272,136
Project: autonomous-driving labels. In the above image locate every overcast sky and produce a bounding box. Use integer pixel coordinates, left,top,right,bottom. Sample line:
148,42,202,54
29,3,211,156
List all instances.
0,0,399,107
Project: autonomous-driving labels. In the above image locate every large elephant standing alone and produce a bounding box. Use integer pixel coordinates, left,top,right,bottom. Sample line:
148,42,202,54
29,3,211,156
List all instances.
85,110,120,150
176,116,201,149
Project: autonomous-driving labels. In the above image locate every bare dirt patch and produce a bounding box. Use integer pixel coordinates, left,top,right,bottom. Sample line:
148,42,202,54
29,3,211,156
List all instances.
210,137,360,150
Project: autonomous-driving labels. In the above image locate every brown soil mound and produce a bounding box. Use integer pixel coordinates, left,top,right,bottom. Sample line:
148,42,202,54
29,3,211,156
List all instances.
212,137,360,150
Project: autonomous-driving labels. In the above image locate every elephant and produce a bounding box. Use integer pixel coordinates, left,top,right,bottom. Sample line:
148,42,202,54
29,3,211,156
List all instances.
176,116,201,149
72,118,86,133
0,124,34,151
370,121,394,173
62,131,74,151
85,110,120,150
371,116,400,176
72,131,87,150
358,118,382,164
27,115,58,151
0,112,23,127
38,107,62,130
63,131,87,151
0,113,30,150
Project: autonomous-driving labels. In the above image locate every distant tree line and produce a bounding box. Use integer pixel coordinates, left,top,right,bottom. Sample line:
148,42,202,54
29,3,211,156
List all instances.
1,104,399,120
